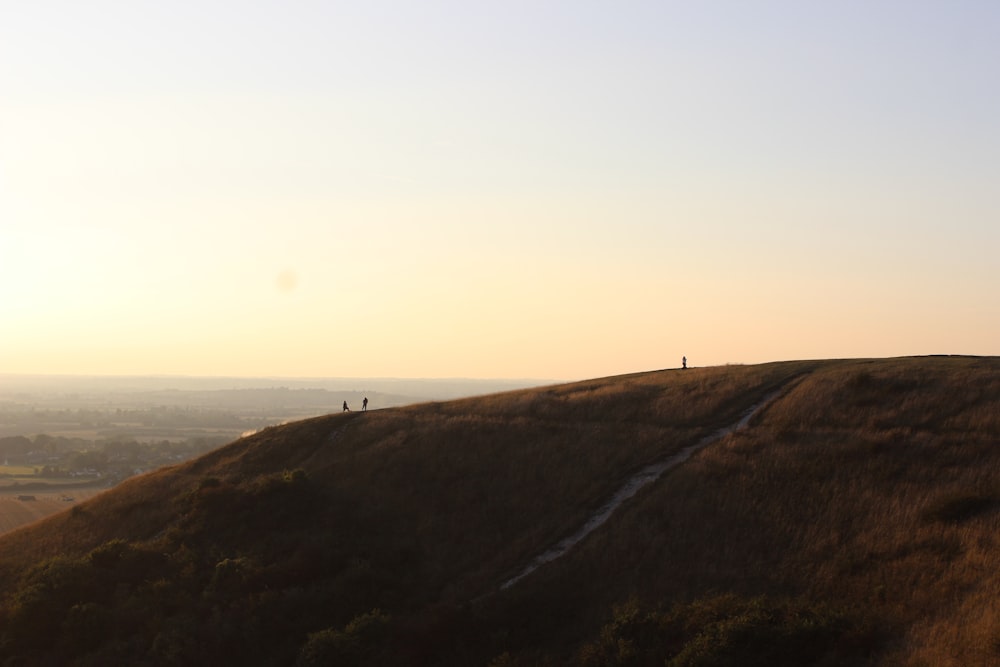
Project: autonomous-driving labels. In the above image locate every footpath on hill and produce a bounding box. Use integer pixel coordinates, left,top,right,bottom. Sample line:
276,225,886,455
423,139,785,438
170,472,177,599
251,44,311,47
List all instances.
500,385,791,591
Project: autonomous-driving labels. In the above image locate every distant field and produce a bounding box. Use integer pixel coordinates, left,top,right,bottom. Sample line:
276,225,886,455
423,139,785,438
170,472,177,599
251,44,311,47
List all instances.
0,486,104,535
0,466,37,477
0,472,101,488
0,480,102,490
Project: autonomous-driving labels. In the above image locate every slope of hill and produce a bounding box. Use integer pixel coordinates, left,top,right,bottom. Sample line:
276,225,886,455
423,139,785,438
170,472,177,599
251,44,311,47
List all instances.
0,357,996,665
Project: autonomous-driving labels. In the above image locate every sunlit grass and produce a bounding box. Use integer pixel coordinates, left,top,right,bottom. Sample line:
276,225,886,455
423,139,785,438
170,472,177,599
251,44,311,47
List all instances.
500,356,1000,665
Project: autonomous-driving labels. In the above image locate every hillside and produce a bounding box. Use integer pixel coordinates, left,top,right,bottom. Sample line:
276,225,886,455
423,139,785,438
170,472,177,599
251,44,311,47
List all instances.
0,357,996,665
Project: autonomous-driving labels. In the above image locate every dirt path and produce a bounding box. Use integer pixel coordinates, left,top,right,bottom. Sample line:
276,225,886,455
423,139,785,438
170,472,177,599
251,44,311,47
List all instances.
500,387,787,590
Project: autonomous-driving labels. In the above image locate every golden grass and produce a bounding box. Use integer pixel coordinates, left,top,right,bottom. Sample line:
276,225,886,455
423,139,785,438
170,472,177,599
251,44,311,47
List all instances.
492,356,1000,665
0,489,104,536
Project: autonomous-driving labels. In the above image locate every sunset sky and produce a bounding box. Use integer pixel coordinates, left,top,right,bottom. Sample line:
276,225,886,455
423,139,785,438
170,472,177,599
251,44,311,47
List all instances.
2,2,998,381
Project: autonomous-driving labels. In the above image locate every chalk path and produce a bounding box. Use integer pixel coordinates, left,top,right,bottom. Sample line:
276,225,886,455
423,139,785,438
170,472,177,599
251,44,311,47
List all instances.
500,388,784,590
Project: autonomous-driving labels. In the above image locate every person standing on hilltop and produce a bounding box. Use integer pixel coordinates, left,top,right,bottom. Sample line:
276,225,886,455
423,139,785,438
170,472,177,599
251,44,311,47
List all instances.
682,356,687,370
343,401,350,412
362,397,368,411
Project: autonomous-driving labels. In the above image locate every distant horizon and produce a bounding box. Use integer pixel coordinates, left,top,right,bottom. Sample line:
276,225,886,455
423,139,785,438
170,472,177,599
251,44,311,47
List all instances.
0,372,558,401
0,371,558,382
3,352,992,385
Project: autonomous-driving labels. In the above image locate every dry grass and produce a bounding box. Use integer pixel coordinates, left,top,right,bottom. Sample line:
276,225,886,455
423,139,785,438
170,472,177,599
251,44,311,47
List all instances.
0,357,995,666
492,356,1000,665
0,488,103,536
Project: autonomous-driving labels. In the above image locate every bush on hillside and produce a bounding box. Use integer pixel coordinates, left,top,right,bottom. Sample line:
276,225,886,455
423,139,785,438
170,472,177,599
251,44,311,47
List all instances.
296,608,392,667
579,594,882,667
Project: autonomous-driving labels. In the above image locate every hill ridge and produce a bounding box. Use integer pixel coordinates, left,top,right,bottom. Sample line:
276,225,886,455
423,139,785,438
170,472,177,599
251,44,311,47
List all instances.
0,357,996,666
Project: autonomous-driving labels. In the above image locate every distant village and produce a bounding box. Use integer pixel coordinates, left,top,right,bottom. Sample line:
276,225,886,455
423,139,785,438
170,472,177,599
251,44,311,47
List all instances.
0,400,300,487
0,430,234,487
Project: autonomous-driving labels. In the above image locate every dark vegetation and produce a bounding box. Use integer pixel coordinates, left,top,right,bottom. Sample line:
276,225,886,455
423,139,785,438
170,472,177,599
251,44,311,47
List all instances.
0,357,996,665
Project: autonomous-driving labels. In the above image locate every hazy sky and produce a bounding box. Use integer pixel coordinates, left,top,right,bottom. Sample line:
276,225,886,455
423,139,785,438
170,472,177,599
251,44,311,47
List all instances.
2,1,998,380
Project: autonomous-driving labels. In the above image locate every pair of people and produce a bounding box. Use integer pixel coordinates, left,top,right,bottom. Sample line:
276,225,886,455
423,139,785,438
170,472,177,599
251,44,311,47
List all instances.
343,397,369,412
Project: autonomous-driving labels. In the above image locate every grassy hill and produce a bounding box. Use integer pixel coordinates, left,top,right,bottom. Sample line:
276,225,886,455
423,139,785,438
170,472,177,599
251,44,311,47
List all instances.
0,357,996,665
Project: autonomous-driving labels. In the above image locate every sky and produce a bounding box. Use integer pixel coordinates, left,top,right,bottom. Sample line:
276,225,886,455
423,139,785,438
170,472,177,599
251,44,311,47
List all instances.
2,1,998,381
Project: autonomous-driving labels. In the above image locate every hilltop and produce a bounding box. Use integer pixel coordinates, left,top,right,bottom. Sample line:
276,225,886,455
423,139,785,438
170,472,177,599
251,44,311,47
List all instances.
0,357,996,665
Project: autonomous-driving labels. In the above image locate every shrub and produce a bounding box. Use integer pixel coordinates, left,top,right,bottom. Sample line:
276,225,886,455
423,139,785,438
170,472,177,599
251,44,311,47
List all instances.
198,476,221,489
3,556,98,653
580,595,882,667
297,608,391,667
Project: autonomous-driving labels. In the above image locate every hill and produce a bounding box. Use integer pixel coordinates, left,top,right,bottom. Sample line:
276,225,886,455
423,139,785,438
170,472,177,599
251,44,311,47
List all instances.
0,357,996,665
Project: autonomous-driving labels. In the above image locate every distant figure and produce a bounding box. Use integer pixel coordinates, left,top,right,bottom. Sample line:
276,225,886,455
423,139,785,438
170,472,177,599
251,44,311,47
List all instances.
362,396,368,411
682,356,687,370
343,401,350,412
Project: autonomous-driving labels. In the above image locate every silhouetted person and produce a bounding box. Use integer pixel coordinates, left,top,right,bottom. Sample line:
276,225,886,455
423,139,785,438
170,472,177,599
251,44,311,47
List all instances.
343,401,350,412
362,397,368,411
682,356,687,370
